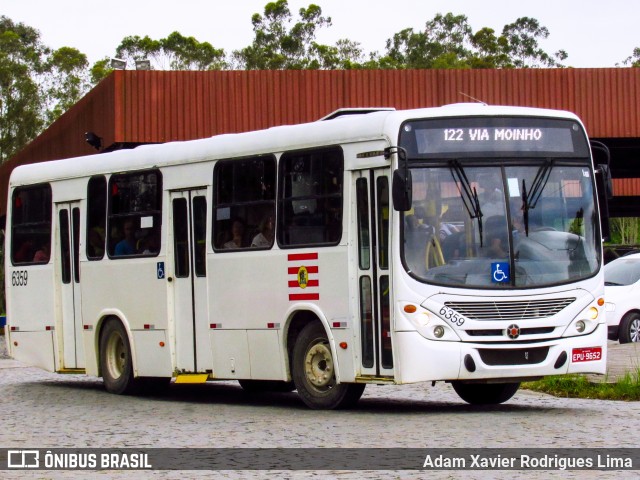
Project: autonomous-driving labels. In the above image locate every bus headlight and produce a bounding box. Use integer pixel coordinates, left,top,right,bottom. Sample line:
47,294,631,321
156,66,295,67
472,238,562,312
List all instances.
400,303,461,341
433,325,445,338
561,304,601,337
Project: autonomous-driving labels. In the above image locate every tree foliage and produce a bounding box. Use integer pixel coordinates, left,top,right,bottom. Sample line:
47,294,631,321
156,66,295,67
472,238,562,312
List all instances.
115,31,227,71
0,16,46,162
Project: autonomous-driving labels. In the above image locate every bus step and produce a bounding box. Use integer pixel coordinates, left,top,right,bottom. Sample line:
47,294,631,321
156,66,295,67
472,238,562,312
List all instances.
174,374,209,384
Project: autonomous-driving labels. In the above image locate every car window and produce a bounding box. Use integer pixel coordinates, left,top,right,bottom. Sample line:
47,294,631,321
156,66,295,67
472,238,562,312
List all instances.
605,259,640,286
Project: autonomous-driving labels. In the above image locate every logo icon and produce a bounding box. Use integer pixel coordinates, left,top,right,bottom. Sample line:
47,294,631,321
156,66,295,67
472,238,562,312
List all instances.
506,324,520,340
8,450,40,469
297,266,308,289
491,262,510,283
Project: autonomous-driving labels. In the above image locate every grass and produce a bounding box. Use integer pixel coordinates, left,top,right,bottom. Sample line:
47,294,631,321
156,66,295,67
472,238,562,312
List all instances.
522,369,640,401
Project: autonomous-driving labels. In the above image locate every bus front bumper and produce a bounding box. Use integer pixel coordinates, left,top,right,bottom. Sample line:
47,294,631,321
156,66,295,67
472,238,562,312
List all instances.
394,323,608,384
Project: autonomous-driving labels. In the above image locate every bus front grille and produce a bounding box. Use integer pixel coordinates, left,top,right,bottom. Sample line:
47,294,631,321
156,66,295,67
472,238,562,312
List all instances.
445,298,575,321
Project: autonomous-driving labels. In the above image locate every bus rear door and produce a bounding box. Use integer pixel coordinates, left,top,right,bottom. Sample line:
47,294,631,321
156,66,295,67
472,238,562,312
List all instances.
169,189,211,373
56,202,85,369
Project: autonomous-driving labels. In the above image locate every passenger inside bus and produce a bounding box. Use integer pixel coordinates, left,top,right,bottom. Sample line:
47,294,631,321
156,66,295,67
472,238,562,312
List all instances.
223,219,246,249
114,219,137,256
251,216,274,248
33,243,50,262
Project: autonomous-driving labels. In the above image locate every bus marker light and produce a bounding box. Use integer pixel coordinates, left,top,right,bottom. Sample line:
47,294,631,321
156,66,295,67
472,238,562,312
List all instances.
433,326,445,338
159,342,165,347
45,325,54,331
404,304,417,314
267,323,280,329
144,324,155,330
332,322,347,328
210,324,222,329
83,325,93,330
339,342,348,350
10,326,18,332
597,298,604,306
13,341,18,347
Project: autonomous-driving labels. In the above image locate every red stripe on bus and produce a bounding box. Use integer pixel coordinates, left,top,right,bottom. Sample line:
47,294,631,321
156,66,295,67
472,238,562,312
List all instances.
288,253,318,261
287,266,319,275
289,293,320,301
288,280,320,288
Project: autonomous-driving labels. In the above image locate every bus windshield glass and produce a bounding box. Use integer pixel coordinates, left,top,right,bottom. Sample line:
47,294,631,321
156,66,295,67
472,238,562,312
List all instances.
399,117,600,289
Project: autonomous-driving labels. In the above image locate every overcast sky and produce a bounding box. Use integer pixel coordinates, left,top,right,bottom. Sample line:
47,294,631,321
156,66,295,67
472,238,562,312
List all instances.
3,0,638,68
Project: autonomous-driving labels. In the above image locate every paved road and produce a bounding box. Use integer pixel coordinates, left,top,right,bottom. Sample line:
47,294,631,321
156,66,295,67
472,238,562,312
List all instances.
1,336,639,479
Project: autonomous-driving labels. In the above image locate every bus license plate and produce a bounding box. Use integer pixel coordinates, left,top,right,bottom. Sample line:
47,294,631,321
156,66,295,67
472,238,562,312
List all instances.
571,347,602,363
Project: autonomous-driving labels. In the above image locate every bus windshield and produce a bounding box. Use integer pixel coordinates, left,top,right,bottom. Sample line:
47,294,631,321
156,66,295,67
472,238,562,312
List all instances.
402,162,600,288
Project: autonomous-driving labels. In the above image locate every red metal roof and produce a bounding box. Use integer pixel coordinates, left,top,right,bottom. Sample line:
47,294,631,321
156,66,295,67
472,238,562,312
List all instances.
1,68,639,215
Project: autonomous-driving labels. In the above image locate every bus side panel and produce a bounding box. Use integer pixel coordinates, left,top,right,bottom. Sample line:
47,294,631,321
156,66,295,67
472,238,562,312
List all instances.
6,265,58,370
131,330,172,377
80,258,171,377
9,331,57,372
209,251,286,380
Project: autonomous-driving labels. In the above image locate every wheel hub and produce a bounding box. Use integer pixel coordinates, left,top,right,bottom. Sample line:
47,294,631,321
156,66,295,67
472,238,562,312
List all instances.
304,342,334,390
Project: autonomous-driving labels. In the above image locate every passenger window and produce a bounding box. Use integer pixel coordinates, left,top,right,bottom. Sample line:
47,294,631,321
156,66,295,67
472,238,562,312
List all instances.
213,156,276,251
11,184,52,265
87,176,107,260
278,147,343,247
108,170,162,258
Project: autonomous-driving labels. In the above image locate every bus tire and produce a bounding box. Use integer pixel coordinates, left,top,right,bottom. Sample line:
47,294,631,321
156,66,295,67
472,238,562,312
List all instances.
239,380,296,393
292,322,365,410
451,381,520,405
99,319,138,395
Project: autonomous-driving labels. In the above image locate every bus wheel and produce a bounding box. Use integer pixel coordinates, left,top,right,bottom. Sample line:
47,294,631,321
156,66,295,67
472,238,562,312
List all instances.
451,381,520,405
239,380,296,393
100,320,138,395
292,322,365,409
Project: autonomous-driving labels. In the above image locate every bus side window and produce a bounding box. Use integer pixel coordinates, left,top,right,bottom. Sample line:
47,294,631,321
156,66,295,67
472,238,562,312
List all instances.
278,147,343,247
11,184,52,265
87,176,107,260
212,155,276,251
108,170,162,258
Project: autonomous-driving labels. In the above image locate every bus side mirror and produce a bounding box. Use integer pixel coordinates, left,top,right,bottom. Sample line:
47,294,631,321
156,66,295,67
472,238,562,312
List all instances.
392,168,412,212
596,163,613,200
595,163,611,241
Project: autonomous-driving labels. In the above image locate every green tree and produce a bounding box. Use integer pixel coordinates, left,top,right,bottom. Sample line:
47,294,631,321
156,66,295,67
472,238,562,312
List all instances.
115,32,227,70
621,47,640,67
43,46,90,124
501,17,566,67
0,16,46,162
233,0,334,69
379,13,566,70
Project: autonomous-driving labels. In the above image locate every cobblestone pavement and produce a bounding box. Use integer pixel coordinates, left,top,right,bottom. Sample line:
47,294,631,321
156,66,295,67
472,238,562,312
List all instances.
1,336,639,480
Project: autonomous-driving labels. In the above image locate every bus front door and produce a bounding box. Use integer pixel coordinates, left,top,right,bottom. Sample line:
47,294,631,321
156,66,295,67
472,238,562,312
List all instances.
169,189,211,373
56,202,84,369
354,169,394,378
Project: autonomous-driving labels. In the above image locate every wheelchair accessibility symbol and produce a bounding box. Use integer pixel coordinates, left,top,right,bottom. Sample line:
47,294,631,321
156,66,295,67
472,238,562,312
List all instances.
157,262,165,279
491,262,510,283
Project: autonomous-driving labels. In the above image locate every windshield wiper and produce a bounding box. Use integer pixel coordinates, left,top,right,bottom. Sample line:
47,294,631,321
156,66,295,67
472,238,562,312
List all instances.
449,160,484,246
521,159,554,235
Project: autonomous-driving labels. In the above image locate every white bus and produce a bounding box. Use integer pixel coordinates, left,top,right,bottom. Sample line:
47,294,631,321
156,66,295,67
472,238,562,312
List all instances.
5,104,609,409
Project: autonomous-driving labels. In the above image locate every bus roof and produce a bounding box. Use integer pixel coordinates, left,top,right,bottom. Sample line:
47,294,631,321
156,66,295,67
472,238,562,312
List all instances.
10,104,581,187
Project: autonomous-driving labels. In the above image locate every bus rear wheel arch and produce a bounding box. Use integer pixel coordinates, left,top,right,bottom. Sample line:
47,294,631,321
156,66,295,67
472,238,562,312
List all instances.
292,321,365,409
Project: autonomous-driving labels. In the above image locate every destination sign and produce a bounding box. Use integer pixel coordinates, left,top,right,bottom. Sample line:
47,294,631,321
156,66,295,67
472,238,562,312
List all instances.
415,127,574,154
399,117,588,157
